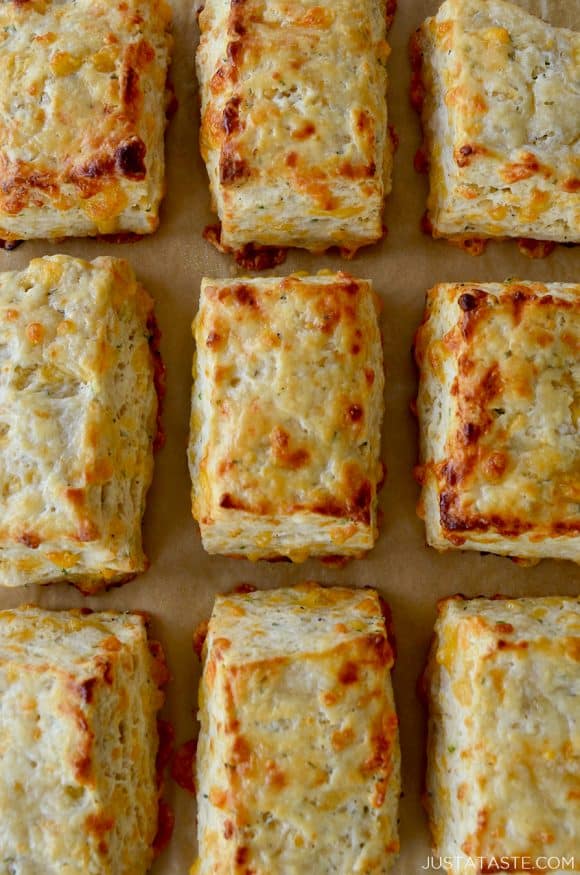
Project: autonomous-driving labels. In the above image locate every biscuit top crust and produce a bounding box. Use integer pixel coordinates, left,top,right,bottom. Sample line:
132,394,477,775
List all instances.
0,604,148,668
428,595,580,860
415,282,579,541
0,0,172,225
435,594,580,657
197,0,389,211
207,582,393,666
424,0,579,196
194,274,384,525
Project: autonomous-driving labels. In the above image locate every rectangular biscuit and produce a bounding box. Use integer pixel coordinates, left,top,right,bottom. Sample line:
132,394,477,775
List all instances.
0,255,160,590
196,0,392,256
413,0,580,245
424,595,580,872
195,583,401,874
0,605,166,874
0,0,172,242
188,273,385,561
414,281,580,563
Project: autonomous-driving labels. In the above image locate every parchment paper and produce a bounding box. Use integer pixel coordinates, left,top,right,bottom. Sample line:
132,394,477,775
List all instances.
0,1,578,872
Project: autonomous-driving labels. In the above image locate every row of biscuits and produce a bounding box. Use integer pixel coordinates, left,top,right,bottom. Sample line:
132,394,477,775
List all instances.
191,273,580,564
197,0,579,259
0,586,577,872
0,0,576,255
0,255,575,588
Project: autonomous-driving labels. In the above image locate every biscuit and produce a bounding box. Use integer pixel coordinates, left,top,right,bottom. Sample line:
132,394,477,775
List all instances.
0,0,172,241
424,595,580,872
195,583,401,874
196,0,391,257
189,273,385,561
0,255,160,590
415,281,580,563
412,0,579,245
0,605,166,874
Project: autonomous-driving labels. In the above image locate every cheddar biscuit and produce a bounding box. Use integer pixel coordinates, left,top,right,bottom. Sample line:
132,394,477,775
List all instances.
424,595,580,872
415,281,580,563
0,605,166,874
0,255,160,590
196,0,392,257
0,0,172,242
188,273,385,561
413,0,580,245
196,583,401,874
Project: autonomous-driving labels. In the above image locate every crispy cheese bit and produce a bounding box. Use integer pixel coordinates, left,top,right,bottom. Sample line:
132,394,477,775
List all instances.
50,51,82,76
195,583,401,874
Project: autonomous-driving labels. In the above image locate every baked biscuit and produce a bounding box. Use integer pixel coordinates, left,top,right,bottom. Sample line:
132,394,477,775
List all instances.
414,281,580,563
0,255,160,590
196,0,392,258
195,583,401,874
0,605,166,874
188,273,385,561
0,0,172,242
412,0,580,246
424,595,580,873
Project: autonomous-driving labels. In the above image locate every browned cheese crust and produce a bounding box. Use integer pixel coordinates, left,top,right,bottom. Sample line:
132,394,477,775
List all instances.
415,281,580,563
0,0,172,241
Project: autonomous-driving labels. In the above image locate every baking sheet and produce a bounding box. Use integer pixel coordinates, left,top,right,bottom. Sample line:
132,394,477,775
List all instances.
0,0,578,872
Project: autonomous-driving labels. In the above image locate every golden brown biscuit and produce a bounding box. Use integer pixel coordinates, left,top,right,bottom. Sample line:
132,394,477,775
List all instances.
424,595,580,873
195,583,401,874
0,605,166,874
415,281,579,563
0,0,172,242
188,274,385,561
413,0,579,246
196,0,392,258
0,255,160,590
